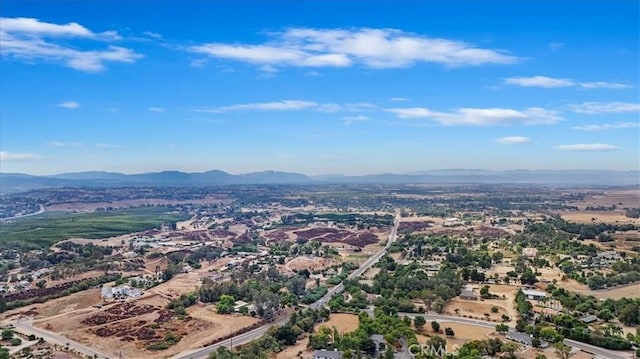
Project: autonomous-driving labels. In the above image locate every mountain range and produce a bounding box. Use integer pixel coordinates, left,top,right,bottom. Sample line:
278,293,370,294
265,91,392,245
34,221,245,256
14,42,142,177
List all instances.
1,169,638,194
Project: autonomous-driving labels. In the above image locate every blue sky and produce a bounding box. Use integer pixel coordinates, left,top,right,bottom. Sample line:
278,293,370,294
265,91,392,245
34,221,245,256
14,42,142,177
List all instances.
1,0,638,175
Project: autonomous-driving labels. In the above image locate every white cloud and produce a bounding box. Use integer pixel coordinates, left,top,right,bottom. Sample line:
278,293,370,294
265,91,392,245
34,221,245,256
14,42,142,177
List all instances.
579,81,632,89
194,100,377,114
148,107,166,112
143,31,163,39
389,97,410,102
504,76,575,88
0,151,42,161
47,141,83,147
0,17,142,72
495,136,531,144
1,17,94,37
343,115,370,124
386,106,562,126
566,101,640,114
573,122,639,131
504,76,632,89
95,143,124,149
57,100,80,109
554,143,619,151
194,100,318,113
189,27,519,70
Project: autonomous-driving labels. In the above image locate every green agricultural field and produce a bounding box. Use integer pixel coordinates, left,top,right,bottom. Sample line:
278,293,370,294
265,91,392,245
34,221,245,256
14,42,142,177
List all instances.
0,207,189,250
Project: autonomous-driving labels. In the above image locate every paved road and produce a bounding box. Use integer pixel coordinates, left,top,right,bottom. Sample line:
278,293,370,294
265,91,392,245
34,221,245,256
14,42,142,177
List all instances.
176,214,401,359
310,214,400,310
12,318,112,359
174,317,288,359
392,311,633,359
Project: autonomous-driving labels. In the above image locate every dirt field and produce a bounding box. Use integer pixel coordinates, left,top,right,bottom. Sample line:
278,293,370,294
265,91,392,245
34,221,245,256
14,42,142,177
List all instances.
33,298,259,359
417,322,494,353
565,281,640,299
444,296,514,322
559,211,640,225
315,313,360,333
572,190,640,210
286,256,340,272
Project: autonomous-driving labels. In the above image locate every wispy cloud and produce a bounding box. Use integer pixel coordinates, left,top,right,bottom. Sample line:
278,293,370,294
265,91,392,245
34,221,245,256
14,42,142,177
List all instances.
503,76,631,89
495,136,531,144
573,122,639,131
343,115,370,125
189,27,519,70
47,141,83,147
148,107,166,112
195,100,318,113
0,151,42,161
504,76,574,88
554,143,619,151
566,101,640,114
57,100,80,109
0,17,142,72
386,106,562,126
389,97,410,102
143,31,163,39
194,100,377,114
95,143,124,149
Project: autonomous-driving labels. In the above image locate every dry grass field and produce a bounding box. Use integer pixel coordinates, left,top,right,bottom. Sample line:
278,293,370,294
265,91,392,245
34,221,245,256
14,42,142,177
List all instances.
417,322,494,353
559,211,640,225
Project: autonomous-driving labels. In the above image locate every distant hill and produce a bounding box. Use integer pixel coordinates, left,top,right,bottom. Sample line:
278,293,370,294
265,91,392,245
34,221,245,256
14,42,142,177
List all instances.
1,169,638,193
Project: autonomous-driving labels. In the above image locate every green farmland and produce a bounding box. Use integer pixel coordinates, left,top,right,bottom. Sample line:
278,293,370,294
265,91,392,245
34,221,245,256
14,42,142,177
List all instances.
0,207,190,250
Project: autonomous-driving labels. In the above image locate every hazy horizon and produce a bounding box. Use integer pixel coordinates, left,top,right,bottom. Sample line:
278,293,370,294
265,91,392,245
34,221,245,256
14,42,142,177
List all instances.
1,1,638,175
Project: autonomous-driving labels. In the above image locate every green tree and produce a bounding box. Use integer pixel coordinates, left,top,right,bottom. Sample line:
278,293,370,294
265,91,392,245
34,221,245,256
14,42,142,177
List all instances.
414,316,426,331
1,329,13,340
444,327,455,336
495,323,509,334
217,294,235,314
431,320,440,333
554,342,573,359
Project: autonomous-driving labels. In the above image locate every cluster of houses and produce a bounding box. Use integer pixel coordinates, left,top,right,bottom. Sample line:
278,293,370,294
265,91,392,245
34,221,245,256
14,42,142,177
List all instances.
101,284,143,301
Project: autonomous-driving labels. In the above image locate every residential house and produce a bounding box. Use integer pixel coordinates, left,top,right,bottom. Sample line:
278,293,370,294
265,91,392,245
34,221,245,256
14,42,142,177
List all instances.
522,289,546,301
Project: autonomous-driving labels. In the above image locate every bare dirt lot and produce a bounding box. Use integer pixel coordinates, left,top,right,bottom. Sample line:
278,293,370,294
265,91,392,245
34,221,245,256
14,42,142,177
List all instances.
33,298,259,359
286,256,340,272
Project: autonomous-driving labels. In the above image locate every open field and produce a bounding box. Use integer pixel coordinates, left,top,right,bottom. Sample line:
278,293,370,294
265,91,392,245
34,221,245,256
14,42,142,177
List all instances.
572,190,640,210
559,211,640,225
417,322,494,353
316,313,360,333
0,207,189,249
